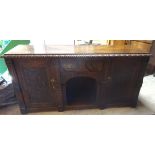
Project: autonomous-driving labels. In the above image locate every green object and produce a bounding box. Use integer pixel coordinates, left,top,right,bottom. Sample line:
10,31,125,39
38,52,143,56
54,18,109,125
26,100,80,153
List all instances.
0,40,30,75
0,58,7,75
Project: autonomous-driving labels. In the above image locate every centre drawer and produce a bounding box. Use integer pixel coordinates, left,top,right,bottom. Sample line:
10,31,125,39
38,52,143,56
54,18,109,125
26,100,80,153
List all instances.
60,58,104,72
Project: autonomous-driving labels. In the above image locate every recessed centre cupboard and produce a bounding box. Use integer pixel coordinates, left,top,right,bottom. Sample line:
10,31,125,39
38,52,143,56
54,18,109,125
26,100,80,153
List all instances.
2,40,151,114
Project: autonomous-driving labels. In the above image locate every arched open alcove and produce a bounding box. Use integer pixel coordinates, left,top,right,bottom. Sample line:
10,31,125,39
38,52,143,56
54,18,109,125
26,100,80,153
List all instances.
66,77,97,105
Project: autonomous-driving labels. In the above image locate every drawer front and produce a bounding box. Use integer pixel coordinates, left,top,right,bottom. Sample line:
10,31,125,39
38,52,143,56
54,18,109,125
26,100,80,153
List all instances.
61,58,105,72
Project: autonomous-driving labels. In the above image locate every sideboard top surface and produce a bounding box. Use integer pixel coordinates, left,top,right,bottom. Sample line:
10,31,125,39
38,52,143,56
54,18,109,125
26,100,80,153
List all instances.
2,45,151,58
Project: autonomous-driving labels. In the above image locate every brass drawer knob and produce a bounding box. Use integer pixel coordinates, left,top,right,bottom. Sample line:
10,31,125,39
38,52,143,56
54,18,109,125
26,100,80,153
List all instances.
107,76,111,80
50,79,55,89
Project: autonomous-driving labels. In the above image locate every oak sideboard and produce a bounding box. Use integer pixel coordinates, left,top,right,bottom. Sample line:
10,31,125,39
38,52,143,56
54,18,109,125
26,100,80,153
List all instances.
2,45,150,114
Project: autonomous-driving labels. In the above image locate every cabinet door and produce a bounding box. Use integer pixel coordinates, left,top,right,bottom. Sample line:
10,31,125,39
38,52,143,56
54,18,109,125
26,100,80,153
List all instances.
14,59,58,108
100,57,144,107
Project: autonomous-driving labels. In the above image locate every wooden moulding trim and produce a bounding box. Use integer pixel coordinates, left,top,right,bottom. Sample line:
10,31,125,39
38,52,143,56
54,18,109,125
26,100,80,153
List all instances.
1,53,152,58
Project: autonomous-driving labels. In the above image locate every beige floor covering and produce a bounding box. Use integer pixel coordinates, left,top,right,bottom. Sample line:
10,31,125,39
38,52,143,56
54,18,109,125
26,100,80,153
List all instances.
139,74,155,112
0,102,154,115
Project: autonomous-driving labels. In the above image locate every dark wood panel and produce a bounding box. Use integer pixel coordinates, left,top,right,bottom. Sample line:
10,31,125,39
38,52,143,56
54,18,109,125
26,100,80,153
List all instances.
13,59,59,108
98,57,149,108
5,58,27,114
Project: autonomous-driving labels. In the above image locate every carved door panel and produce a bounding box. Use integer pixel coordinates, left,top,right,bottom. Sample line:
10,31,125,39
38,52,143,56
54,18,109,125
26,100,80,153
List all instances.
98,57,144,108
104,57,142,106
14,59,59,108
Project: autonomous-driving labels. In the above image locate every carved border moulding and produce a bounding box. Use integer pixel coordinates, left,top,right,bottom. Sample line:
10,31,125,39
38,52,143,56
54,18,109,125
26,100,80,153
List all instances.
1,53,152,58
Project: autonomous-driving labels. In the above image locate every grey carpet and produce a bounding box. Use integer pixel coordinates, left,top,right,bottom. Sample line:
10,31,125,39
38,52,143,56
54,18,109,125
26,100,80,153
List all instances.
139,74,155,112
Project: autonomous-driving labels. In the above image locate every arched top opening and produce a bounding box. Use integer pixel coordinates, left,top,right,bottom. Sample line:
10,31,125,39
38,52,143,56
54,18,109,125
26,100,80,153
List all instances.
66,76,97,106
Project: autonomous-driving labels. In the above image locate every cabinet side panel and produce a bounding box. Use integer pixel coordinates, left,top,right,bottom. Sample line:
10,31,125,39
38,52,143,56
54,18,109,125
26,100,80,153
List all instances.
133,56,150,103
5,58,27,114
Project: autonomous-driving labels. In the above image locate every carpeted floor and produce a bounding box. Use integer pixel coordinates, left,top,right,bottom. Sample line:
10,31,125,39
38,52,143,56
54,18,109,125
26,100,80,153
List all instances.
0,101,154,115
139,74,155,112
0,75,155,115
